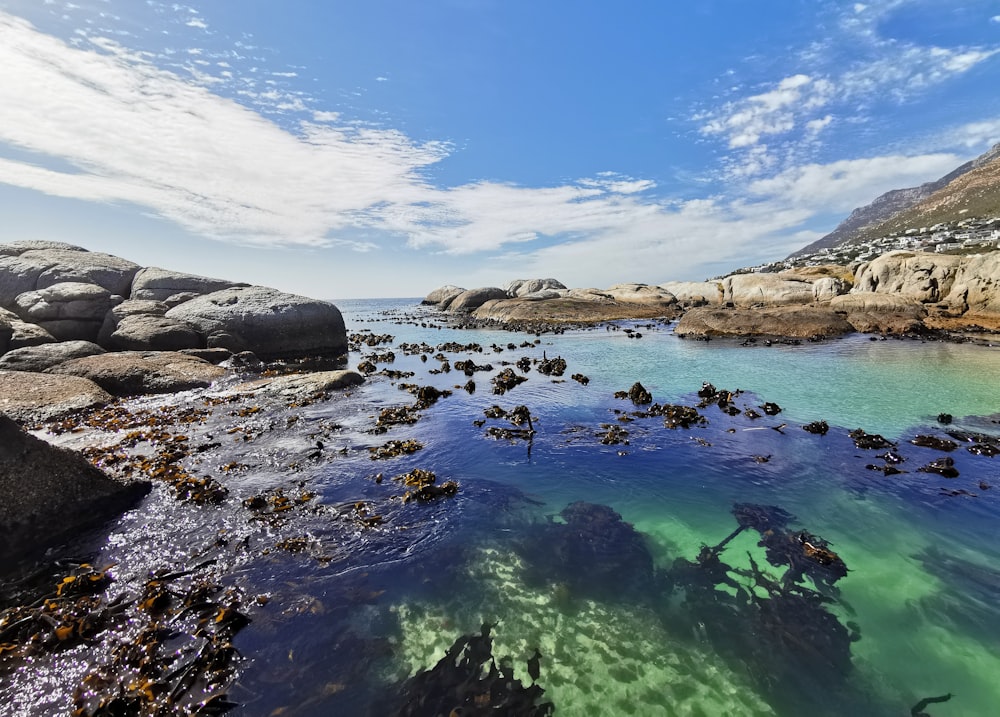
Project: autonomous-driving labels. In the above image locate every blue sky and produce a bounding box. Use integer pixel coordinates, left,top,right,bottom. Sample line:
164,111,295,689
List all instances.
1,1,998,299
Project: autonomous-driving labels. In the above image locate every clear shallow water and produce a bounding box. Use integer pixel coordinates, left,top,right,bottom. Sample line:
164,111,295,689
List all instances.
4,298,1000,716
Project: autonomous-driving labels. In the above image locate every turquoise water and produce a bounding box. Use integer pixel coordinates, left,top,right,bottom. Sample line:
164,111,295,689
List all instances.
4,298,999,716
324,299,1000,717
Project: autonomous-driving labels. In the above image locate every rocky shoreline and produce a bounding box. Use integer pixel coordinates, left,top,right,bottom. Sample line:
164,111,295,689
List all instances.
423,250,1000,343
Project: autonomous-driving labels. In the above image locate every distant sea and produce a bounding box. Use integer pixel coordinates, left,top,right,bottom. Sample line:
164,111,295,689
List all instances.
5,297,1000,716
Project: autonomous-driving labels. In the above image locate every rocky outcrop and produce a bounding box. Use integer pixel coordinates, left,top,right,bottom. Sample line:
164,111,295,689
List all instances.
948,252,1000,314
49,351,227,396
446,287,509,313
164,286,347,359
472,296,677,323
130,267,242,305
0,370,113,423
99,300,203,352
0,340,106,373
722,274,818,306
675,305,854,339
239,370,365,400
12,281,122,342
505,278,568,297
853,251,963,304
0,413,148,561
0,245,139,306
830,293,928,334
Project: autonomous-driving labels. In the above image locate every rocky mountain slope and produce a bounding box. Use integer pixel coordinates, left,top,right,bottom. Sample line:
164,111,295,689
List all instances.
791,142,1000,257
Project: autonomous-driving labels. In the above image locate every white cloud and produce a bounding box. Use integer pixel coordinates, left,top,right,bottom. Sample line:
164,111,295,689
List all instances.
991,15,1000,24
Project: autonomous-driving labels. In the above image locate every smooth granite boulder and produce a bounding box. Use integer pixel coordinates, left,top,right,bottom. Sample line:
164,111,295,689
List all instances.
0,315,11,355
131,266,242,304
0,246,139,306
165,286,347,359
830,292,928,334
505,278,568,297
659,281,724,306
722,274,817,306
0,370,113,423
949,252,1000,314
0,340,106,372
0,240,86,257
604,283,677,305
0,413,149,562
102,314,204,352
446,287,510,313
49,351,226,396
422,285,466,308
14,281,123,342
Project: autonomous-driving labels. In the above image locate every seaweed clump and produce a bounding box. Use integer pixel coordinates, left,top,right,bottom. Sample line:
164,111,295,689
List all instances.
391,622,553,716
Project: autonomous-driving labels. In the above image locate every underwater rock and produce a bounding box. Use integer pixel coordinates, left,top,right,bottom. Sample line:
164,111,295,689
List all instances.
802,420,829,435
516,501,655,603
535,354,567,377
626,381,652,405
492,367,528,395
848,428,895,450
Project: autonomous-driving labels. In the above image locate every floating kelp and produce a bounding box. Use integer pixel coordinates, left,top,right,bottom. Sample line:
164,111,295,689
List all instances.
393,468,458,503
369,439,425,461
515,502,655,603
371,405,422,434
598,423,630,445
848,429,895,450
492,368,529,395
917,457,959,478
535,354,566,377
803,420,829,435
398,383,452,409
571,373,589,385
389,622,553,716
910,435,958,452
484,405,537,443
454,359,494,376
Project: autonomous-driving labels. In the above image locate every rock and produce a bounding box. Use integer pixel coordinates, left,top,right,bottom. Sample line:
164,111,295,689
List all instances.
604,283,677,305
853,251,963,304
102,314,204,352
566,288,615,302
4,313,56,349
659,281,724,306
829,293,927,334
130,266,242,304
811,276,849,302
0,315,11,355
0,340,106,372
722,274,817,306
165,286,348,359
472,296,676,323
239,370,365,400
421,285,466,309
949,252,1000,314
0,246,139,307
505,278,568,297
519,289,567,301
49,351,227,396
0,413,149,562
446,287,510,313
675,305,854,339
0,370,113,423
0,240,87,256
13,281,122,341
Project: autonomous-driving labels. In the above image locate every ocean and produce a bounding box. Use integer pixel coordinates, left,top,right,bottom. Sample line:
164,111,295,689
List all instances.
4,297,1000,716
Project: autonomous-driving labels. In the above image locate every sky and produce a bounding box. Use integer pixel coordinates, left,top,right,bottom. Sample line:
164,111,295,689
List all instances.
1,1,999,300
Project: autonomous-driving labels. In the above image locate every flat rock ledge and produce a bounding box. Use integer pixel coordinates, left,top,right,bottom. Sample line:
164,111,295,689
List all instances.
674,305,855,339
0,370,114,424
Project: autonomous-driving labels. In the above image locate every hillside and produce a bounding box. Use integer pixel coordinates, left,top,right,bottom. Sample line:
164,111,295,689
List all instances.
790,142,1000,257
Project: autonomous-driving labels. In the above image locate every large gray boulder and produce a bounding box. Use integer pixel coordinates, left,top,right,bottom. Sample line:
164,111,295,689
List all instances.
659,281,724,306
0,370,114,423
98,299,202,351
722,274,816,306
422,285,466,308
0,240,87,257
0,315,11,355
13,281,122,342
0,413,149,562
49,351,227,396
0,340,106,372
604,283,677,305
948,252,1000,314
444,287,510,313
505,278,568,297
830,292,928,334
0,246,139,306
131,266,242,304
165,286,348,359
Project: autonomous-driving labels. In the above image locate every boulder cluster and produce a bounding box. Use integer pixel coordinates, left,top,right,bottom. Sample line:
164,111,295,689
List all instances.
0,241,348,421
423,250,1000,339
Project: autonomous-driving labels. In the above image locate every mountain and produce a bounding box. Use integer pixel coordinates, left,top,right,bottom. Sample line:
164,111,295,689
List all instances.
790,142,1000,258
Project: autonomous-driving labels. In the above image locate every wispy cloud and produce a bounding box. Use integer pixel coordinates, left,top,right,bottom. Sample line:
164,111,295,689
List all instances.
694,0,1000,178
